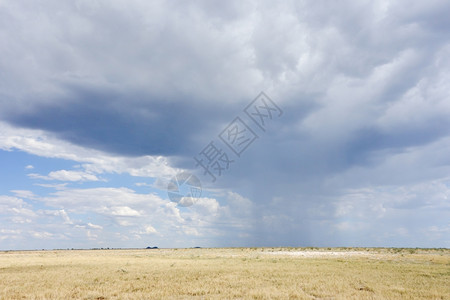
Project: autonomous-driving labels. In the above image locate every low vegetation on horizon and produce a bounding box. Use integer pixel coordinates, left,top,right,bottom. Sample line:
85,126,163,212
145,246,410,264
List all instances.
0,247,448,299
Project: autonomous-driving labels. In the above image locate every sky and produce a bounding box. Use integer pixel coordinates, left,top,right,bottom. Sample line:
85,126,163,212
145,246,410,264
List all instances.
0,0,449,250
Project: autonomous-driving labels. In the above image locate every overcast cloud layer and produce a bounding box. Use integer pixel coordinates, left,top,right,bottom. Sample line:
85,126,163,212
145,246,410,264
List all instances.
0,0,449,249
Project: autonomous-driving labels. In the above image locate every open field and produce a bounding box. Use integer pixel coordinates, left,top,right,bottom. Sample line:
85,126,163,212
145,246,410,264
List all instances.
0,247,448,299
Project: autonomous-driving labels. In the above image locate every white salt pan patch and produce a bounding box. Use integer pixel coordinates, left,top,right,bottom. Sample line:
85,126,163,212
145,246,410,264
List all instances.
264,251,372,257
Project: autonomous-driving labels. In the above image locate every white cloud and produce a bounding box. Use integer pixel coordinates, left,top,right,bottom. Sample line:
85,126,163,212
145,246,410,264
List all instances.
110,206,141,217
0,121,178,181
31,231,54,239
0,196,36,219
28,170,100,182
41,187,164,209
47,170,100,182
87,222,103,230
135,182,152,187
141,225,157,234
226,191,253,216
10,190,36,199
34,183,68,190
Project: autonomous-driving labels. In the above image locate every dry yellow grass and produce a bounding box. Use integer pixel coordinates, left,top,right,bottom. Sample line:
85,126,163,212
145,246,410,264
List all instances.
0,247,448,299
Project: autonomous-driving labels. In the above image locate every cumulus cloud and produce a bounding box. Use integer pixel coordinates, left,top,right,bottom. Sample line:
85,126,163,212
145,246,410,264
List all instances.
0,196,36,221
0,121,178,180
140,225,157,235
110,206,142,217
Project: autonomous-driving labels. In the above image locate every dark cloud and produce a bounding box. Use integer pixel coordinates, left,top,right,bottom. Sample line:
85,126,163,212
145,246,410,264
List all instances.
3,84,237,156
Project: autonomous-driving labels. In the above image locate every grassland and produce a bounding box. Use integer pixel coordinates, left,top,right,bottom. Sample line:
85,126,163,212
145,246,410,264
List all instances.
0,247,448,299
